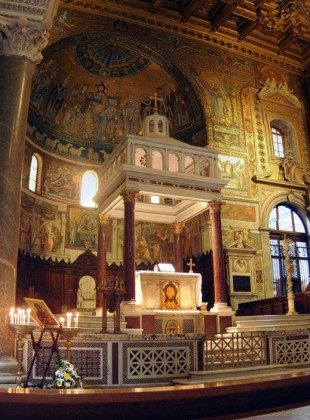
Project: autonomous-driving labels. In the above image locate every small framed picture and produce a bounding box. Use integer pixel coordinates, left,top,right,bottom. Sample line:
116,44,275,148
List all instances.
24,298,60,329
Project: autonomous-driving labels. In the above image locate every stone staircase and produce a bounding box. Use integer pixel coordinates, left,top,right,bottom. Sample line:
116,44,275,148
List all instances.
172,363,310,385
0,356,19,388
227,314,310,333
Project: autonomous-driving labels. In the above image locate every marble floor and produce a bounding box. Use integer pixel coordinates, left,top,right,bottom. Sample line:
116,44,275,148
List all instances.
243,405,310,419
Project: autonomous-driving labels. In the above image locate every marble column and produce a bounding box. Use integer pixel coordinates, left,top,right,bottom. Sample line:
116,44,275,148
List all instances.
209,201,229,311
0,21,49,358
172,222,185,272
120,189,139,301
97,214,109,309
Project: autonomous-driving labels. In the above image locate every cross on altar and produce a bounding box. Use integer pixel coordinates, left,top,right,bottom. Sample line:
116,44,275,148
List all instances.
187,258,195,273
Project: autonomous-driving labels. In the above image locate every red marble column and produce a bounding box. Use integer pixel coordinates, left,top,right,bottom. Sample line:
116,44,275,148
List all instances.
120,189,139,301
210,201,227,305
97,214,109,308
172,223,185,272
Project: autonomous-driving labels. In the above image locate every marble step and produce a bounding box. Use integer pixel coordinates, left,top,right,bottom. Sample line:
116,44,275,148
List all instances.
54,314,144,335
172,364,310,385
228,314,310,332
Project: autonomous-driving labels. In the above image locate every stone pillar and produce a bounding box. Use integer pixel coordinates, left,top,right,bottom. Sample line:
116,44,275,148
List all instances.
209,201,231,313
97,214,109,308
0,19,50,358
172,222,185,272
120,189,139,301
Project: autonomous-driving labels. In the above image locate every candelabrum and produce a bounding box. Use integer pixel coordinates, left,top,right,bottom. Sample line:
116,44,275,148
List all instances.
60,328,80,362
9,324,34,388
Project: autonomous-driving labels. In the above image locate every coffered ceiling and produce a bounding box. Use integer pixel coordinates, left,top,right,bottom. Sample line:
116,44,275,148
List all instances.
61,0,310,73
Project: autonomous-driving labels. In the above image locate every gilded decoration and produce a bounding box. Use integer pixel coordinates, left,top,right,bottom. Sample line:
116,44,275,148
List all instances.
67,206,99,250
194,46,255,151
28,24,205,162
165,320,181,334
161,281,180,310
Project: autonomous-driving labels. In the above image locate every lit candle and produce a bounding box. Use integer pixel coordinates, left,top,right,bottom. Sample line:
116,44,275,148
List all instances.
74,317,78,328
26,308,31,325
17,308,21,325
66,312,72,328
75,312,79,328
14,313,18,325
21,310,26,325
59,317,64,327
9,308,14,324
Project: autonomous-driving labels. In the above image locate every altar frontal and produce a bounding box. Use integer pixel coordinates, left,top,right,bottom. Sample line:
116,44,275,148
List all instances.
135,271,202,310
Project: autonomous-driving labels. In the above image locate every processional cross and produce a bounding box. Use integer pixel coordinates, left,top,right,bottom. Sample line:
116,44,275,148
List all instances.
151,91,158,113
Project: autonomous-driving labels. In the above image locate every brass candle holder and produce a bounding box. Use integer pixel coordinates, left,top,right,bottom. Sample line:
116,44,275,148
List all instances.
9,324,34,388
60,328,80,361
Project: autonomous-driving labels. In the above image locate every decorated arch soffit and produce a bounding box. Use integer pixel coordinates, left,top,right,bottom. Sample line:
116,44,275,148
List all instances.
28,24,206,163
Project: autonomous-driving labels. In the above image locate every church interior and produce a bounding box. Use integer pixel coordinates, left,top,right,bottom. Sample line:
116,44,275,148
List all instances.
1,0,310,418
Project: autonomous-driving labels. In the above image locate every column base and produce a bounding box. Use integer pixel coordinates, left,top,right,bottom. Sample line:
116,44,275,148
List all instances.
121,300,143,333
210,303,235,333
210,303,235,315
121,300,139,314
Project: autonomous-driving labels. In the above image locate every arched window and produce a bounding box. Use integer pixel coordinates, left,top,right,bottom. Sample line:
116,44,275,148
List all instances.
269,204,309,296
29,154,38,192
81,171,98,208
271,126,285,158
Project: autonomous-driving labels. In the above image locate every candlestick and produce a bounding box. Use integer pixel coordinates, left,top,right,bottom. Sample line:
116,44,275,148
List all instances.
60,327,80,361
9,324,34,388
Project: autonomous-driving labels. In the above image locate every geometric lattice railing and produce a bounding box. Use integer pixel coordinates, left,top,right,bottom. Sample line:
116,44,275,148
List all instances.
204,332,267,370
128,347,190,379
271,334,310,365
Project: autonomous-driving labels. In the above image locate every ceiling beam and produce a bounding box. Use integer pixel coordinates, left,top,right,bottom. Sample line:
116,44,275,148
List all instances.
210,0,242,32
278,32,298,52
238,19,260,40
151,0,165,13
181,0,206,22
238,0,262,40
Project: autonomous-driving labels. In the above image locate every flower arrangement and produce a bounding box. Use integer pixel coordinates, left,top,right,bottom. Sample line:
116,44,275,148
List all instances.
51,359,83,389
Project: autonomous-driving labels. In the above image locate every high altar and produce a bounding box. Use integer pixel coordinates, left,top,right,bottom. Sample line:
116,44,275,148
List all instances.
134,270,202,334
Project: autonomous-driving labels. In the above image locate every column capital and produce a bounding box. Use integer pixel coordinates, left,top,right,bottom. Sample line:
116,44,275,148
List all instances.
98,214,110,225
209,200,222,213
0,21,49,64
172,222,185,234
120,188,139,204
